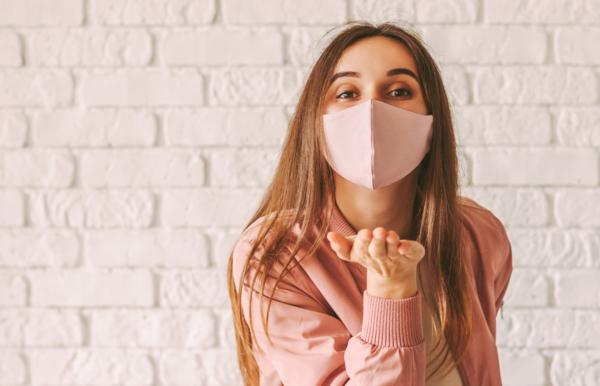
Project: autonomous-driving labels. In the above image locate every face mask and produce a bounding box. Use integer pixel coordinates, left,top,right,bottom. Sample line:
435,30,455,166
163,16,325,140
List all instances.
322,98,434,190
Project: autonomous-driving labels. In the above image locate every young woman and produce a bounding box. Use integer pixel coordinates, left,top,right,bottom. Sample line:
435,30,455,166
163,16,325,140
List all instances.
227,21,513,386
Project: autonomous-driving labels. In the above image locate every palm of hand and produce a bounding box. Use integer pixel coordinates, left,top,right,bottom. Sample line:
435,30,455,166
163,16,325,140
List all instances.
326,227,425,281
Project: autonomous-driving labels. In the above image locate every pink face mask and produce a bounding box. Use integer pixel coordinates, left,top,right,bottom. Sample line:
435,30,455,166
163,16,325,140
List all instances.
322,99,434,190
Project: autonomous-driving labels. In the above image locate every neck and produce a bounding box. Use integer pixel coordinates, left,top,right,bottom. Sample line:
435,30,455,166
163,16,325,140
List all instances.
334,168,420,240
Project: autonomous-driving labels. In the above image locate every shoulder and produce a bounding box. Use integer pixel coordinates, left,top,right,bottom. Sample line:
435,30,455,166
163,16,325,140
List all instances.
458,196,511,275
233,209,296,254
230,210,329,313
458,196,509,244
230,213,274,288
459,196,504,228
230,209,307,287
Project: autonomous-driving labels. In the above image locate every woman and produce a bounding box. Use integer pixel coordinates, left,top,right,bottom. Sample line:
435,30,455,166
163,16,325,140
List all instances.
227,21,512,386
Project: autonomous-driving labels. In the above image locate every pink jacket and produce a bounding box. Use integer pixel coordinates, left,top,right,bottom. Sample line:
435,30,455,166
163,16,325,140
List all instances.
231,197,513,385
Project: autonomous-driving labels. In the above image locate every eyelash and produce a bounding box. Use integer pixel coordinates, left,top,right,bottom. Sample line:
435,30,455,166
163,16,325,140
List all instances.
336,87,413,99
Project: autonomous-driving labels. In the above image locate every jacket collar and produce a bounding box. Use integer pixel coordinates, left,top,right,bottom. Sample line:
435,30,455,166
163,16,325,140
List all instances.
328,197,358,238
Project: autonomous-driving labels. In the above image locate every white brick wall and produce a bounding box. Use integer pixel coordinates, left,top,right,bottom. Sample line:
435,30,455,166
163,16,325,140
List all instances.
0,0,597,385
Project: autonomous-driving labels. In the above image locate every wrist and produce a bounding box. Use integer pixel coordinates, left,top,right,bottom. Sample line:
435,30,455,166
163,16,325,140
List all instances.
366,270,418,299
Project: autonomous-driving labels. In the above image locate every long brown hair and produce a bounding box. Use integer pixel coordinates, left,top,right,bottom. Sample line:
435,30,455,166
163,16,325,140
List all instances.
226,20,472,384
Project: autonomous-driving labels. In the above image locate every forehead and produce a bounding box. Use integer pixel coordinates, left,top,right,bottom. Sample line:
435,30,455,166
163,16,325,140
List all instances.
333,36,418,77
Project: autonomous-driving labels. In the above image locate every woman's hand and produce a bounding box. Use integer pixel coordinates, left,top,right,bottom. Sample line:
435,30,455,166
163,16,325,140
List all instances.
326,227,425,298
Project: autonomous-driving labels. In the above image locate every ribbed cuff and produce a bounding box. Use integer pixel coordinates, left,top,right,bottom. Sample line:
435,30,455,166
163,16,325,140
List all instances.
360,289,424,348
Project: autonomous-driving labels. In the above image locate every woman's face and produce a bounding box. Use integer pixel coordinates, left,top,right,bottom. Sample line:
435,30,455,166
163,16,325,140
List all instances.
322,36,428,115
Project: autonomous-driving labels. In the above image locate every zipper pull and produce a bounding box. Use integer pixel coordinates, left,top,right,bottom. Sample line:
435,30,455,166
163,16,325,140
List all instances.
500,300,504,319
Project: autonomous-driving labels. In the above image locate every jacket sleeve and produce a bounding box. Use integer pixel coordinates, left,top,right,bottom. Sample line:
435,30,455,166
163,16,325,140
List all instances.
493,219,513,317
231,236,426,386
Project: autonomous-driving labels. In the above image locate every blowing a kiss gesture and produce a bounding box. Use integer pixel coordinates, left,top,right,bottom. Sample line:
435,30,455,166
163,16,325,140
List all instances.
326,228,425,299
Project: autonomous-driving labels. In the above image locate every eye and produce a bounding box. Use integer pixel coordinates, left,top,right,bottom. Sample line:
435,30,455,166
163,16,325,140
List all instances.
389,87,412,97
335,87,413,100
336,90,356,99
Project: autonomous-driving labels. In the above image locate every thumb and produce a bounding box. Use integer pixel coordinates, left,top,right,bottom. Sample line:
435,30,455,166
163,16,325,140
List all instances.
327,232,353,259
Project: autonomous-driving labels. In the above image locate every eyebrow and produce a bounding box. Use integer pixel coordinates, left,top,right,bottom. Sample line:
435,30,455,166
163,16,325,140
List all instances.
329,67,420,85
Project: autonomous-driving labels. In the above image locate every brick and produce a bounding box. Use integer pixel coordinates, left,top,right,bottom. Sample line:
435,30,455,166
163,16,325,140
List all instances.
470,148,598,186
438,65,470,105
161,189,261,227
91,0,216,25
27,28,152,66
214,230,249,272
351,0,415,24
80,69,204,106
555,190,600,228
30,270,154,306
31,108,157,147
417,0,477,22
0,150,75,187
484,0,600,24
461,188,549,227
162,27,283,65
209,67,305,106
159,350,207,384
85,229,209,267
90,309,216,347
30,349,153,385
0,350,26,384
554,270,600,307
0,0,83,26
286,26,340,66
163,107,286,147
422,26,546,64
471,66,598,105
550,350,600,385
0,69,73,107
508,228,600,268
0,31,21,66
222,0,346,25
498,348,546,385
29,189,154,228
504,269,549,307
0,190,24,226
554,107,600,147
497,309,600,348
80,149,205,187
555,27,600,64
160,269,228,307
209,148,278,187
454,106,551,145
25,309,83,346
0,273,26,306
201,348,242,385
215,308,237,348
0,110,27,147
0,229,79,267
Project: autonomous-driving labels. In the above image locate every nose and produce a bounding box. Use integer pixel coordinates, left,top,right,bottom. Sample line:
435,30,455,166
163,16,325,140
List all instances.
361,85,382,102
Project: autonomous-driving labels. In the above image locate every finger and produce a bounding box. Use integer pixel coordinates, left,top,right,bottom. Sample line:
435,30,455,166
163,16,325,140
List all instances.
327,231,353,261
366,228,388,275
369,227,387,260
351,229,372,266
398,240,425,262
397,239,412,258
386,230,402,261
